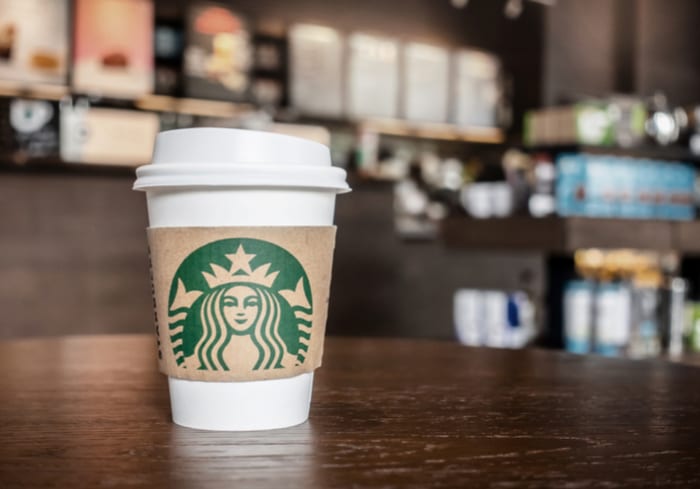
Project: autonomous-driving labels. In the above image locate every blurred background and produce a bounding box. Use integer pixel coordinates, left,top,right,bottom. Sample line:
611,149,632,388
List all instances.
3,0,700,365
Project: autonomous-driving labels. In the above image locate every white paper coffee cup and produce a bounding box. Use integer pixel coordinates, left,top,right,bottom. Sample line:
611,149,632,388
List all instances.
134,128,349,430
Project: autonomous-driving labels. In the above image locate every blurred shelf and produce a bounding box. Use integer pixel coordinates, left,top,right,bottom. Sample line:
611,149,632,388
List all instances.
360,118,505,144
280,113,506,144
0,80,69,101
0,81,505,144
0,156,139,177
667,352,700,368
675,220,700,253
523,143,700,163
0,81,257,118
441,216,700,253
134,94,256,118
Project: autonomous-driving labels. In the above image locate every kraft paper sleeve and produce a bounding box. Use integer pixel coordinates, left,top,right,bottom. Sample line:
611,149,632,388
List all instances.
147,226,336,382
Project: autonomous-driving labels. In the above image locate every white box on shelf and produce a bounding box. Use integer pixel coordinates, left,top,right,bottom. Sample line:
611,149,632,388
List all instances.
60,103,159,166
289,24,344,118
453,49,501,128
0,0,69,86
346,32,399,119
402,42,449,123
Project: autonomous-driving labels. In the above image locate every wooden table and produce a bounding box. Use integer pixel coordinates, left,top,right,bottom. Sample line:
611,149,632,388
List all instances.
1,335,699,488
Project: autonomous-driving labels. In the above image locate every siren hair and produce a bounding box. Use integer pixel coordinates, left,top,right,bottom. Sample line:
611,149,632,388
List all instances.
192,283,288,371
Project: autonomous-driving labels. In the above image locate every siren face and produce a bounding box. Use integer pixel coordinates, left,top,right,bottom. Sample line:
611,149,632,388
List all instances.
222,285,259,333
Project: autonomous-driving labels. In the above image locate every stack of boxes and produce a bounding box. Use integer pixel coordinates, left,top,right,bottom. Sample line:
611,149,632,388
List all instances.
523,99,647,147
556,154,696,220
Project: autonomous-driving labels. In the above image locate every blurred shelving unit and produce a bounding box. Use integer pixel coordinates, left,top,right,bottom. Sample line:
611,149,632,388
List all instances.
0,80,70,101
134,94,256,118
0,82,508,176
441,215,700,350
358,118,505,144
0,80,507,144
523,143,700,164
0,155,139,176
0,80,258,118
441,216,700,253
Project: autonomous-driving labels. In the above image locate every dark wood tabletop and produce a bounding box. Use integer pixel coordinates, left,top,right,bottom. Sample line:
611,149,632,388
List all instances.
1,335,699,488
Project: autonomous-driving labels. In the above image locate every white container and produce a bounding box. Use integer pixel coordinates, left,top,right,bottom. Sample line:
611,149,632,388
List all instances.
490,182,514,217
461,183,492,218
134,128,349,431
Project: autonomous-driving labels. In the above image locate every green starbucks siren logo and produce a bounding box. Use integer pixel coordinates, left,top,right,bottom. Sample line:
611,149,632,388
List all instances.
167,238,312,371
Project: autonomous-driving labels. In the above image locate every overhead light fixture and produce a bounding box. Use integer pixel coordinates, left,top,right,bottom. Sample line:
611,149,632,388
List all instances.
504,0,523,18
451,0,556,17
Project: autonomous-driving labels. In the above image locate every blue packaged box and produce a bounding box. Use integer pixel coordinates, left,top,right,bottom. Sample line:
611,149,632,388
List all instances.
675,163,696,220
585,155,615,217
658,162,693,220
652,160,669,219
554,154,696,220
635,159,654,219
556,153,586,216
617,157,637,218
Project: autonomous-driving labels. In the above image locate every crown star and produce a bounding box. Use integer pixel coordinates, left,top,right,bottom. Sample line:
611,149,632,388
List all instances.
225,245,255,275
202,244,279,288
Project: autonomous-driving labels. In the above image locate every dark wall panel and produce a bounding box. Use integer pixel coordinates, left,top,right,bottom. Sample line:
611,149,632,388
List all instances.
0,174,152,338
0,175,544,340
636,0,700,105
544,0,700,107
543,0,616,104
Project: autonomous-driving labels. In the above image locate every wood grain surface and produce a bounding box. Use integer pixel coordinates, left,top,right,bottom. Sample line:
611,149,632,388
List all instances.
1,335,699,488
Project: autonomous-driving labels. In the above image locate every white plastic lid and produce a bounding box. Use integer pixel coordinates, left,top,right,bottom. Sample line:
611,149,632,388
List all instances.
134,127,350,192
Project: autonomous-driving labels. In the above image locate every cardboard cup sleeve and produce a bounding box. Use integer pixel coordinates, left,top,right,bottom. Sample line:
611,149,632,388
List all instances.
148,226,336,382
